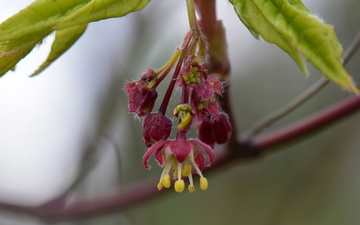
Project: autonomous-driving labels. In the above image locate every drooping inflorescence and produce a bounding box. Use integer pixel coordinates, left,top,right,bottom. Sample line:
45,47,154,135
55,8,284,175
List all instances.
124,0,231,193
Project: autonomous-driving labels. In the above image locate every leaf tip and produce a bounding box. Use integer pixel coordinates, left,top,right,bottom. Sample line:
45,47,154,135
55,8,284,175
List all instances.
336,73,360,94
30,66,44,77
348,85,360,95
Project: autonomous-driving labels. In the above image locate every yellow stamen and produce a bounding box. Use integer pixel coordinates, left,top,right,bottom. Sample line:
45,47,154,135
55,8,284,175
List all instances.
157,182,164,190
173,104,194,131
188,172,196,193
188,149,209,191
182,161,192,177
188,185,196,193
162,174,171,188
188,70,195,77
178,112,192,130
157,148,210,193
177,162,182,181
200,177,208,190
174,180,185,193
182,65,202,85
142,107,152,115
159,154,174,185
173,169,178,180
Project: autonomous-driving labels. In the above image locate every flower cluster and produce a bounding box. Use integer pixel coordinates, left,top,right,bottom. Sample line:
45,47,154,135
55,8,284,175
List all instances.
124,0,231,193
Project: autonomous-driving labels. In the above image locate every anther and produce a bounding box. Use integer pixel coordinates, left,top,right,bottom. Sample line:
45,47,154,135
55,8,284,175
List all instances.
200,177,208,190
157,182,164,190
182,162,192,176
188,185,196,193
162,174,171,188
174,180,185,193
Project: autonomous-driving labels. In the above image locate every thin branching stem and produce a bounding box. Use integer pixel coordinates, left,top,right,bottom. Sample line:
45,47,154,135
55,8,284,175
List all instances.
194,0,216,39
253,94,360,151
158,48,188,114
0,151,234,222
2,4,360,224
195,0,239,148
245,30,360,138
245,77,329,138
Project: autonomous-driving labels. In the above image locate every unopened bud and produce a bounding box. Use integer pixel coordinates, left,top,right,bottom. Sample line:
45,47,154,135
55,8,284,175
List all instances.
142,112,172,147
212,112,232,144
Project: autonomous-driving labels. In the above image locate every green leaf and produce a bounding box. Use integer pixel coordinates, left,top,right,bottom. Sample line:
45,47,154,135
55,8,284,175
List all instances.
0,44,35,75
55,0,151,30
31,24,88,76
0,0,150,76
229,0,358,93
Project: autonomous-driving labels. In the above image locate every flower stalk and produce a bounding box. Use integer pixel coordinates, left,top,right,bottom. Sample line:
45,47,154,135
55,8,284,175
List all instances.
186,0,198,29
124,0,232,193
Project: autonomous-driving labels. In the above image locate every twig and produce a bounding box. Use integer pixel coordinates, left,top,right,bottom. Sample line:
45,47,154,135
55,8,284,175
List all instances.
1,80,360,223
343,31,360,65
194,0,216,39
245,30,360,137
2,3,360,223
0,151,233,222
195,0,239,151
2,89,360,221
245,77,328,137
253,95,360,151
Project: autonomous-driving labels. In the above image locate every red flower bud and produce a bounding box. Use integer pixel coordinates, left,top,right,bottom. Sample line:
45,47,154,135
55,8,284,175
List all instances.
198,112,232,147
198,116,215,148
211,112,232,144
124,70,157,116
142,112,172,147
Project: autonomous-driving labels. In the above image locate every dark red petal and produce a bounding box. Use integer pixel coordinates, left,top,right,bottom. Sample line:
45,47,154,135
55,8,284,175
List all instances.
168,139,192,163
189,139,215,163
190,97,202,123
131,86,157,116
192,81,214,103
144,140,152,148
194,151,205,170
142,140,168,169
208,77,223,94
155,148,164,166
205,101,220,117
140,69,155,84
124,81,137,93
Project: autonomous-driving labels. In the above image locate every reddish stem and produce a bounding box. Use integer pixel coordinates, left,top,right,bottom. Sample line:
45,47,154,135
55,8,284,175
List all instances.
155,60,177,87
0,152,233,221
195,0,217,39
253,95,360,151
195,0,238,151
221,85,240,151
2,1,360,222
155,31,193,87
158,51,187,115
